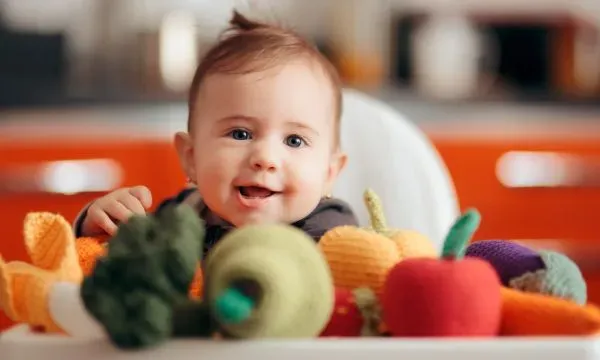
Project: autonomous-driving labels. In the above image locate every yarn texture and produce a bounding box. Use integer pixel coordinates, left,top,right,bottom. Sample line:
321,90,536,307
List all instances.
465,240,545,284
80,204,204,349
465,240,587,304
0,212,83,333
205,224,334,338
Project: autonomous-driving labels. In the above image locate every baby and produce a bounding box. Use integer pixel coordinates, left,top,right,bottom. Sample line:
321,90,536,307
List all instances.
74,11,358,253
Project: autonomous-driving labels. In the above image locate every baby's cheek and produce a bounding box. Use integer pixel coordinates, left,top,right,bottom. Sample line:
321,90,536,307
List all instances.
289,156,329,194
285,165,328,221
196,148,237,175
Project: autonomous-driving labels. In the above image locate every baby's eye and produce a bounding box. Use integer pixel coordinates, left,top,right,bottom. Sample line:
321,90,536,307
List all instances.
228,129,252,141
285,135,306,148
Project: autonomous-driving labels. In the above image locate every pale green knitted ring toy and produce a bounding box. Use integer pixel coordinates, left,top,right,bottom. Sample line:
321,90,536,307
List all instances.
204,224,335,338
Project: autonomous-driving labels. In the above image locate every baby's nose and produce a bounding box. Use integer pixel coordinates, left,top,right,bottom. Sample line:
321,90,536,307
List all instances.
251,156,277,172
250,143,280,172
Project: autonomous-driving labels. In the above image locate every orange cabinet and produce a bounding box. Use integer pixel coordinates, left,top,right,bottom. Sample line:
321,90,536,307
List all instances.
426,121,600,243
0,120,186,330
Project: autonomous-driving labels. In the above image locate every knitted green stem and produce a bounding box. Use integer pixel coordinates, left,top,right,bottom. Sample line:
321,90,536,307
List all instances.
441,209,481,260
353,287,382,336
364,188,387,233
214,288,254,324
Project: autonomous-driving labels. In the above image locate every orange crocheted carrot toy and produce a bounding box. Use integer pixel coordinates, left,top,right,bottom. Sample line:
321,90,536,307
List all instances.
501,287,600,336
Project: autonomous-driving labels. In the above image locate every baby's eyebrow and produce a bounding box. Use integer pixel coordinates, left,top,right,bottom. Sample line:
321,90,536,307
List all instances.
287,121,320,137
217,114,259,124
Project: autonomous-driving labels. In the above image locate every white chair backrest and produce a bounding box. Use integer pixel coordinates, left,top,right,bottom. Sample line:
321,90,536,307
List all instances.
332,89,460,250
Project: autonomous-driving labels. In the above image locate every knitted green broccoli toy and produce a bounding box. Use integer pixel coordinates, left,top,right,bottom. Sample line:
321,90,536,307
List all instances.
80,204,211,349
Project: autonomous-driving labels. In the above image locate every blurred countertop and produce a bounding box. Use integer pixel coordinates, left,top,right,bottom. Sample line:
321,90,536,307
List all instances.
372,87,600,121
1,86,600,142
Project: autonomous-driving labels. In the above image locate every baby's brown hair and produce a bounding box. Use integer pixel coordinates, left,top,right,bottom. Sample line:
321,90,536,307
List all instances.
187,10,342,145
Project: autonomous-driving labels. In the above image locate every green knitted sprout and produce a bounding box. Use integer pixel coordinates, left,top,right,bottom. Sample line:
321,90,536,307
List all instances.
80,204,205,349
442,209,481,259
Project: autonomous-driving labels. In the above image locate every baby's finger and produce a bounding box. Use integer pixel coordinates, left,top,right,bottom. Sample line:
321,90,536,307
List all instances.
88,208,118,235
118,195,146,215
128,186,153,209
105,201,134,223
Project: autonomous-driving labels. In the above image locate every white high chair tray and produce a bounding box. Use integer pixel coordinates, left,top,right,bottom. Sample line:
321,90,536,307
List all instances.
2,325,599,360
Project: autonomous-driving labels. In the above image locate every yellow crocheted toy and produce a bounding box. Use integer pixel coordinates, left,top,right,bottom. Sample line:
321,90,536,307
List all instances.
318,188,437,295
0,213,83,333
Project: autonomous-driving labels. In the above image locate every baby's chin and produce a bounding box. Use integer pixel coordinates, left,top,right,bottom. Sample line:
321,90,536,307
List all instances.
226,209,307,227
230,213,292,227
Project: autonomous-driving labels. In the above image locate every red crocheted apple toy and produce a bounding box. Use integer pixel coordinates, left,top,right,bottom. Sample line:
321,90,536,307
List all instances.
320,288,363,337
382,209,502,337
320,287,382,337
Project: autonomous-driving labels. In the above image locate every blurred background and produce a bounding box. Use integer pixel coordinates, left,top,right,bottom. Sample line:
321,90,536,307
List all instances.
1,0,600,329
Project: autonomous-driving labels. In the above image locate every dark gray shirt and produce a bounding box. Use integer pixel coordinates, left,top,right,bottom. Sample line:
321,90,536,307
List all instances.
76,188,359,256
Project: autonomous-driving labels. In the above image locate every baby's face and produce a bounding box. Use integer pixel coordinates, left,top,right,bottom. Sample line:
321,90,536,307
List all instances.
178,60,346,226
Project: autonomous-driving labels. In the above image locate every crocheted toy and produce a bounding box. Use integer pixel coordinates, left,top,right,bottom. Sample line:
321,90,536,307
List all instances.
75,237,107,276
319,188,437,295
382,209,503,337
204,224,335,338
75,230,204,299
465,240,587,304
80,204,206,349
320,287,381,337
0,213,85,333
500,286,600,336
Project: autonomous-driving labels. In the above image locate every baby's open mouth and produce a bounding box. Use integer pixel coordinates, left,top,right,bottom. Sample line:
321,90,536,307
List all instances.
238,186,278,199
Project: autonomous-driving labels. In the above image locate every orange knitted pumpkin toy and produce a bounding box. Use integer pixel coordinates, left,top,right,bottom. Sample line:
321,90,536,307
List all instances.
318,188,438,295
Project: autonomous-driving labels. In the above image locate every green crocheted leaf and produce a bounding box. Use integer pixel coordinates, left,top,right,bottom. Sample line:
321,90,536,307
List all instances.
538,250,587,305
81,204,205,349
442,209,481,259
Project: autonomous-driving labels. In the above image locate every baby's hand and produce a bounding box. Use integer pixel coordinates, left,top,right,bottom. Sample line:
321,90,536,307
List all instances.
81,186,153,236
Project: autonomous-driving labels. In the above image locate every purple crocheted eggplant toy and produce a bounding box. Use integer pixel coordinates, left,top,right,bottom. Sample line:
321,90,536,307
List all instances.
465,240,587,305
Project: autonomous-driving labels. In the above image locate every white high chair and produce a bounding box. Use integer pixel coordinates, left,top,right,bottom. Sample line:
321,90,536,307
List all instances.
334,89,459,249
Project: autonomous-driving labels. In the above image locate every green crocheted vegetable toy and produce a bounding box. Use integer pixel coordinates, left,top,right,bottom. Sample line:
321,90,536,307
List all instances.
204,224,335,338
80,204,208,349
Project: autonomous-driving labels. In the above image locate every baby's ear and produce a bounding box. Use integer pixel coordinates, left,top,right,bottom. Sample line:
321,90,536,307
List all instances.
174,132,197,182
325,151,348,192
